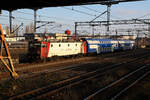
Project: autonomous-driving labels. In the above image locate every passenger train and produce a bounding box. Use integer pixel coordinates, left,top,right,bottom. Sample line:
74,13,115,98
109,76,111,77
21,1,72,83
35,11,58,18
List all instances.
28,38,135,59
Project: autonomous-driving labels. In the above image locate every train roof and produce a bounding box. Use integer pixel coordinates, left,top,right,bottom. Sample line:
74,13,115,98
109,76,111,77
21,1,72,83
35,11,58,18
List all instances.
84,38,115,41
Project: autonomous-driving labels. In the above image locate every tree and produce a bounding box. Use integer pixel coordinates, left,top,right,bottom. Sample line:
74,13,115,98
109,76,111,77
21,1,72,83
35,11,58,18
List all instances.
25,23,34,33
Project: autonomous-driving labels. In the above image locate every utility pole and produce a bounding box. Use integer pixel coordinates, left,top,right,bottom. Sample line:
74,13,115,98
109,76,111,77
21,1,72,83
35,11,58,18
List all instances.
9,10,13,35
137,30,140,48
92,25,94,37
0,24,18,79
75,22,77,36
34,9,38,33
148,24,150,38
115,29,118,39
106,4,111,35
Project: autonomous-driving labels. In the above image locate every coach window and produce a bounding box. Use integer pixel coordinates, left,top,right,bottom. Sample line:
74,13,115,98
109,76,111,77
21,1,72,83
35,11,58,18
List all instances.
51,44,53,47
59,44,61,47
68,44,70,47
75,44,77,46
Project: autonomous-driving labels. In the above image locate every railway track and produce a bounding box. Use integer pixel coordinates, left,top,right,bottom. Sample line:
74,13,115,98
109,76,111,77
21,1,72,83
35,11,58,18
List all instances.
99,48,146,58
12,48,150,71
1,48,148,81
3,49,148,81
111,70,150,100
8,52,150,100
13,49,150,72
84,64,150,100
15,49,150,76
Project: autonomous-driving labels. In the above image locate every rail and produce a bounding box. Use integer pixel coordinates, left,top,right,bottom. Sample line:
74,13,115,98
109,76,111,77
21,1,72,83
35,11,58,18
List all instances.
84,64,150,100
9,52,150,100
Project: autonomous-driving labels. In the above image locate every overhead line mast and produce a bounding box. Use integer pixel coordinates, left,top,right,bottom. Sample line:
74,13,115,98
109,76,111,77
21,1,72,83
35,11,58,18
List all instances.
106,4,111,34
0,24,19,79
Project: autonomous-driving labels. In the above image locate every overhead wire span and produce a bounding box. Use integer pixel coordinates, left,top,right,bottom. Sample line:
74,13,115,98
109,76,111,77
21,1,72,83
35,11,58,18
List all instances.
81,5,123,20
15,11,34,15
0,17,8,20
15,10,76,22
137,12,150,19
62,7,97,17
0,14,34,21
33,0,97,17
0,15,9,17
90,11,107,22
80,6,100,13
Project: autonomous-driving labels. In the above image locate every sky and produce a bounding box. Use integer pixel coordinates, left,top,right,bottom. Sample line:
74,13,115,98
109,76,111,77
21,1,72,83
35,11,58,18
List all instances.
0,0,149,35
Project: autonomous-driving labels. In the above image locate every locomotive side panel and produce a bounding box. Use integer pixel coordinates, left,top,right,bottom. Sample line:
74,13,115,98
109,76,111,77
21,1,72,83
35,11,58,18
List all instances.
47,42,83,57
41,42,50,58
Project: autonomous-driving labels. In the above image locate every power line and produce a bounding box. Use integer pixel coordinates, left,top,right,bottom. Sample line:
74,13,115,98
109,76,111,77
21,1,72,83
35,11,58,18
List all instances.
90,11,107,22
15,10,76,22
37,13,76,22
80,6,106,20
80,6,100,13
16,10,32,16
62,7,97,17
81,5,123,20
0,15,9,17
0,17,8,20
34,0,96,18
0,14,33,21
15,11,34,15
138,13,150,19
15,16,34,21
